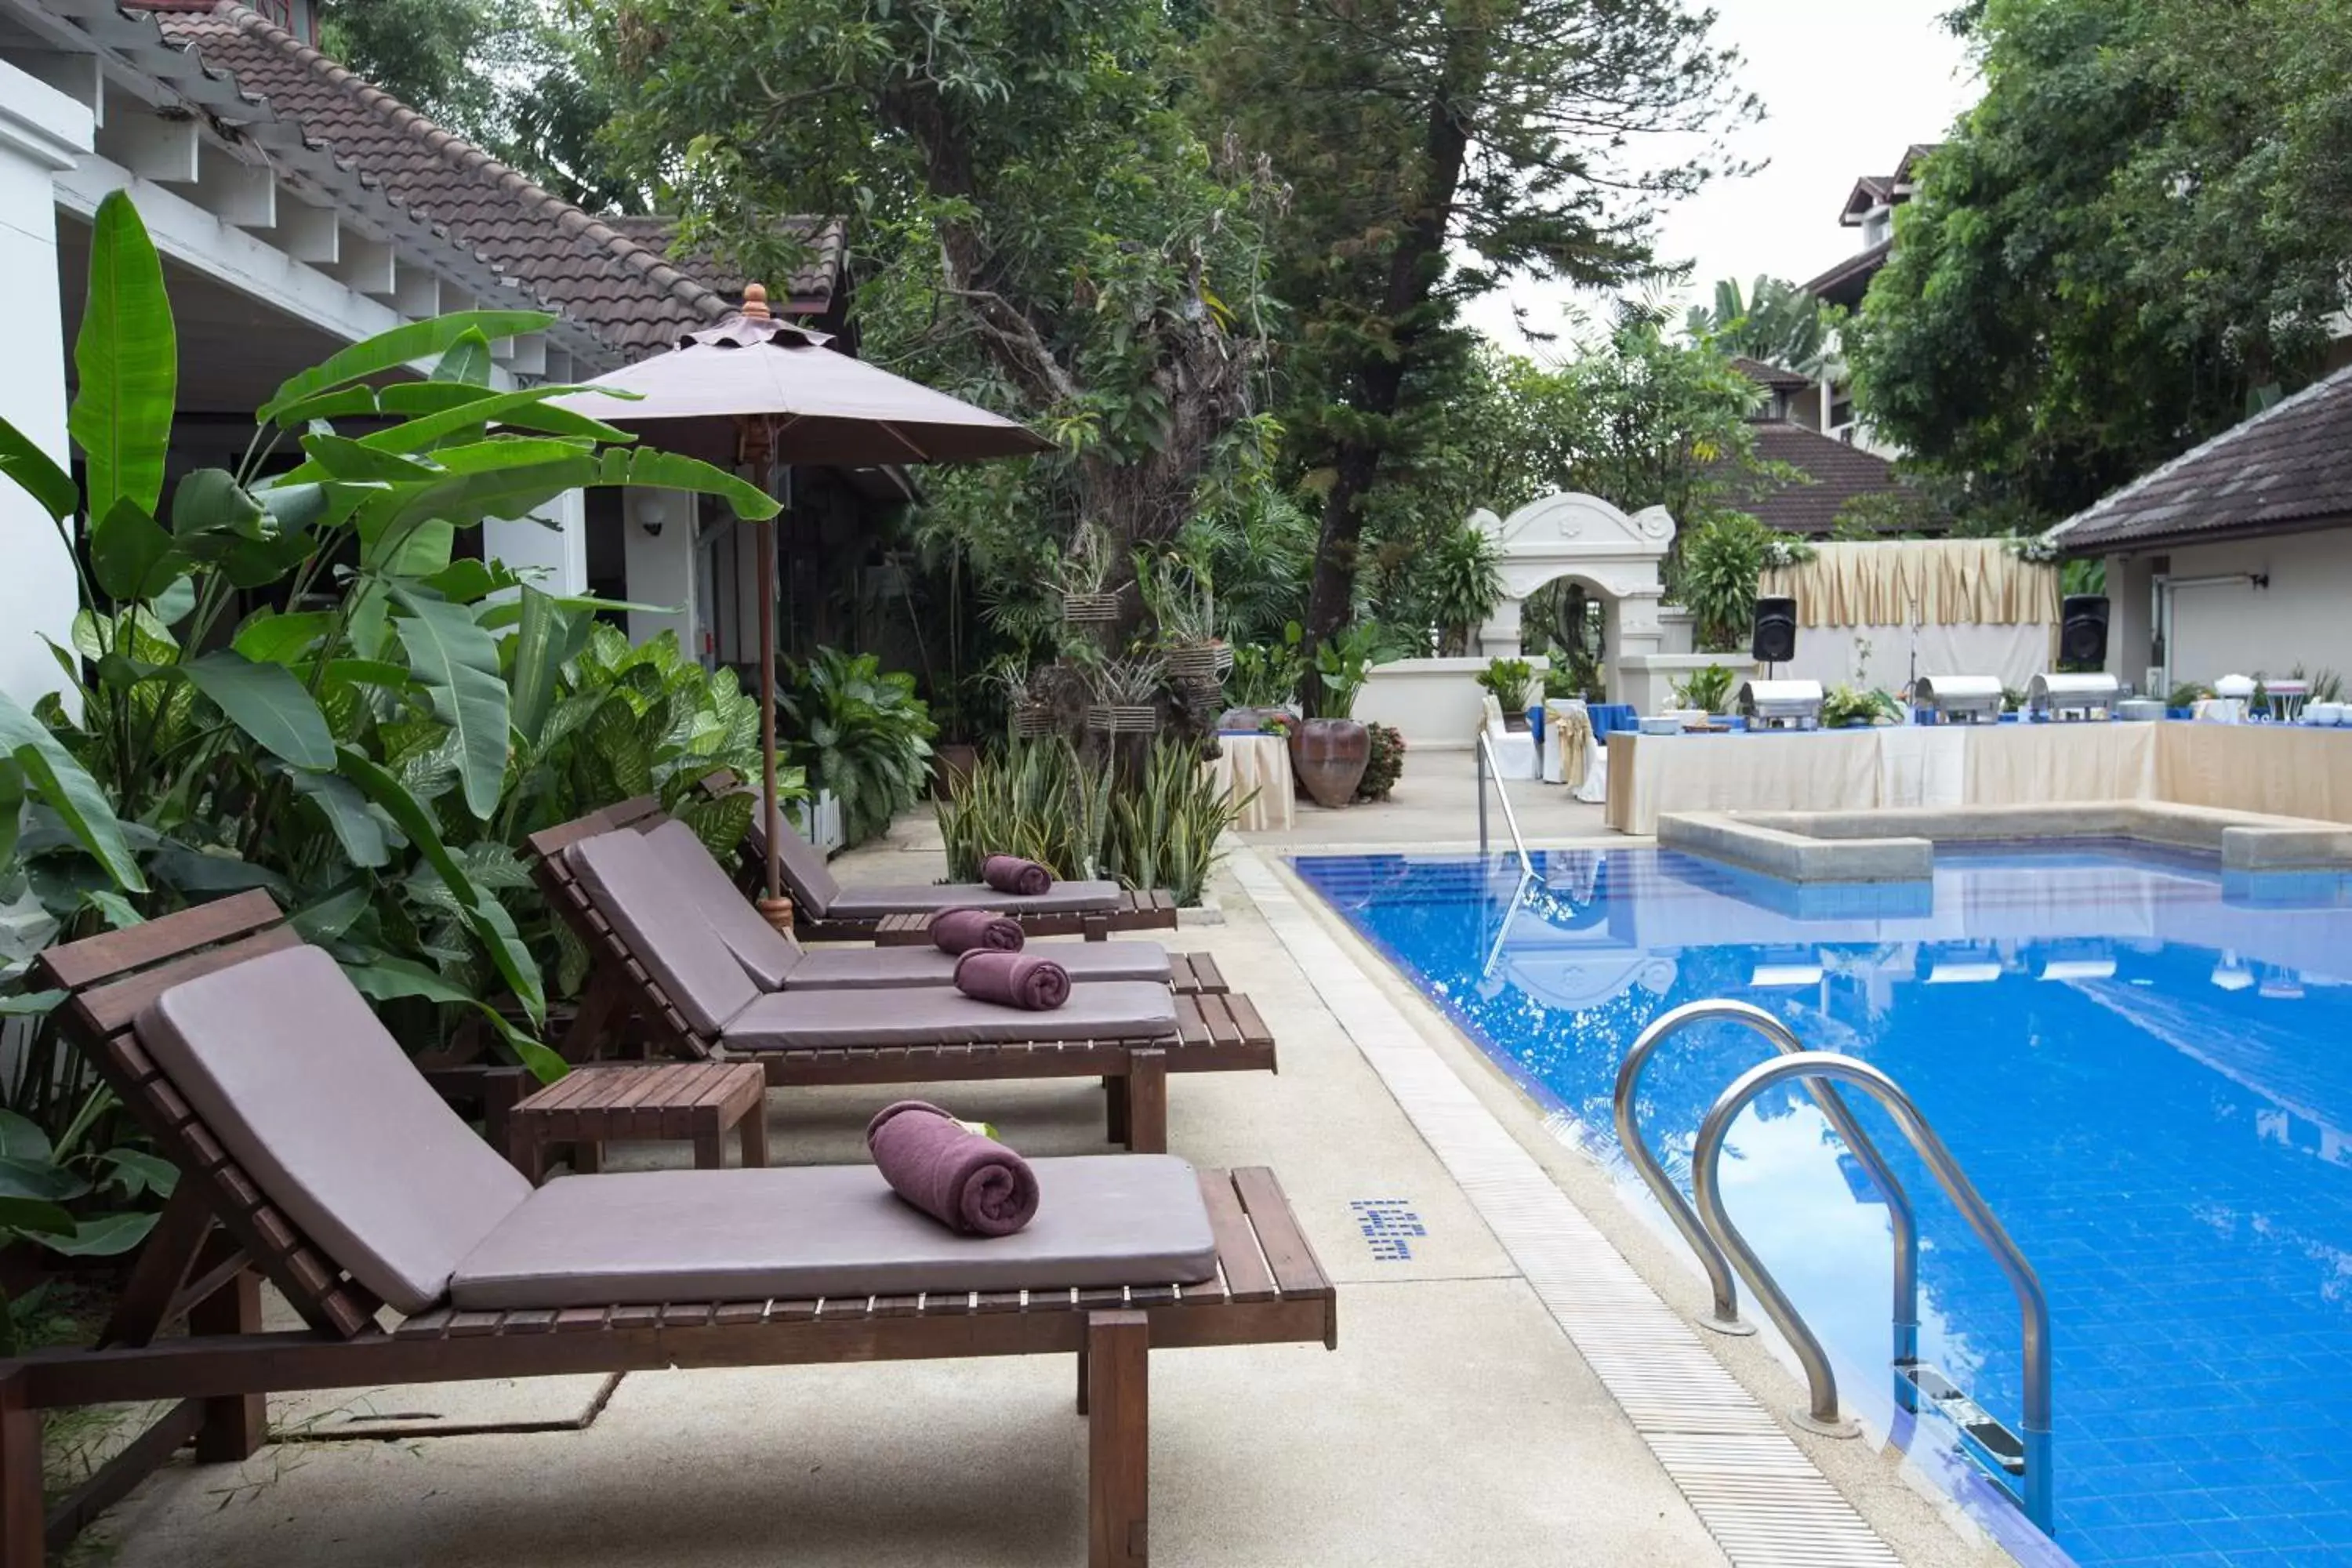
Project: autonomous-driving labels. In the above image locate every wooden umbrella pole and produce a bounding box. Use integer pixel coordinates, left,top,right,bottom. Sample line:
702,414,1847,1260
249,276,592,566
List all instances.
741,393,793,935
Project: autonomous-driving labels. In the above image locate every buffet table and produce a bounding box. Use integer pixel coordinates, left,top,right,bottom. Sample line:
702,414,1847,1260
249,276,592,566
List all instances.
1595,720,2337,835
1207,734,1296,833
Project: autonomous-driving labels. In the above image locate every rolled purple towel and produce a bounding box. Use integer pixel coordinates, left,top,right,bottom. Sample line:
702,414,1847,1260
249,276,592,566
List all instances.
981,854,1052,896
931,906,1025,955
954,949,1070,1011
866,1100,1040,1237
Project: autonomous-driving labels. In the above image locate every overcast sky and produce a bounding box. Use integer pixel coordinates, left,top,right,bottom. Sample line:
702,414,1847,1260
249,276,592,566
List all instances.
1462,0,1983,350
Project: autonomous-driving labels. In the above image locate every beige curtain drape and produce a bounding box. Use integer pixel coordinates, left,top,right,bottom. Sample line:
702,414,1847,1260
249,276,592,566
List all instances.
1761,539,2060,627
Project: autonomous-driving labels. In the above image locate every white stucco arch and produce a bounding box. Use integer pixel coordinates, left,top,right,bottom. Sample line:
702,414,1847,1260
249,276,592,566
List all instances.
1469,492,1676,700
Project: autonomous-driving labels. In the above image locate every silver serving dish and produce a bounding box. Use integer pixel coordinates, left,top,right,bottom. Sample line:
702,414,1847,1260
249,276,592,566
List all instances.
2027,672,2121,721
1912,674,2003,725
1736,678,1824,731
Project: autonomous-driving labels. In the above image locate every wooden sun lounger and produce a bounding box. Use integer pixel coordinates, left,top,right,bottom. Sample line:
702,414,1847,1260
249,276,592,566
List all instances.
699,769,1182,945
527,813,1275,1156
6,894,1336,1568
537,797,1226,991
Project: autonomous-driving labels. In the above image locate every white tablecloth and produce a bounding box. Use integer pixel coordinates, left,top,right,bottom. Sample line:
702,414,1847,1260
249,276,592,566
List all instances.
1207,735,1295,832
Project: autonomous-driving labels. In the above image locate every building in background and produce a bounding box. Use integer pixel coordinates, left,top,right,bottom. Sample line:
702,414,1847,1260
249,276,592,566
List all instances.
1796,143,1936,456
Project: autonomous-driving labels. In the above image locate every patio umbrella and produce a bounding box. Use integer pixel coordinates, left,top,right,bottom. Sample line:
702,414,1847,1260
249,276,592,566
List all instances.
551,285,1051,927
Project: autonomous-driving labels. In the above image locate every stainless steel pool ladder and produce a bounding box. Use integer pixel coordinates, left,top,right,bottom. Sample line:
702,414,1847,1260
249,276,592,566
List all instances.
1474,731,1535,879
1612,1004,2054,1533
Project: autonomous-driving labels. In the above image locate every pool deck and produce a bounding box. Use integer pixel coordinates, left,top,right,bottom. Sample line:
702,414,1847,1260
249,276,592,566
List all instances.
78,754,2021,1568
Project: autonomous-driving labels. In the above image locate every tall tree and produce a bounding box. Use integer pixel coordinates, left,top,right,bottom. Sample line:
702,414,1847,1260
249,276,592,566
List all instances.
600,0,1279,612
1198,0,1751,677
316,0,636,211
1850,0,2352,524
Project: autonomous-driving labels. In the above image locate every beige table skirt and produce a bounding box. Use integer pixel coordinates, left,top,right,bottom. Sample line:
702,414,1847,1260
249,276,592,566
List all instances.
1607,720,2352,835
1207,735,1295,833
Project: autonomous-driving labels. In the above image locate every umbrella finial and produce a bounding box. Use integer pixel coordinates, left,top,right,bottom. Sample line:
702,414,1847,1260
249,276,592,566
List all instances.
741,282,771,321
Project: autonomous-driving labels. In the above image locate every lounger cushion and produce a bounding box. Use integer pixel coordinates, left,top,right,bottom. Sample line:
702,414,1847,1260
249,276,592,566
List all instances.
642,818,804,990
721,981,1177,1051
569,829,761,1037
786,940,1172,990
448,1155,1217,1308
749,792,843,917
139,945,532,1316
819,880,1123,920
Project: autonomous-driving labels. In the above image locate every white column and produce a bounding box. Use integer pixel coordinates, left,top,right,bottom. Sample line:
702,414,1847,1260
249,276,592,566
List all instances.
0,64,93,711
484,488,587,595
621,488,695,648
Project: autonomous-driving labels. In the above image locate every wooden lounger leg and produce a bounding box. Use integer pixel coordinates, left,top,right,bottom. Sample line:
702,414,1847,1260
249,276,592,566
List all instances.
188,1270,266,1463
1102,1076,1128,1145
1,1370,41,1568
1086,1310,1149,1568
1123,1051,1168,1156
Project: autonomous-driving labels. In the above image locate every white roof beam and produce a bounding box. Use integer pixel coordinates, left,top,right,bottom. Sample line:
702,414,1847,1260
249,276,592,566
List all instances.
194,145,274,230
394,266,441,318
93,104,197,183
331,235,397,297
506,332,547,377
271,201,339,265
1,49,103,126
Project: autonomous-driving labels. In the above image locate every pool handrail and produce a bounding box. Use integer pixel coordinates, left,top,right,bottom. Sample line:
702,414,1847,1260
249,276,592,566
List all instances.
1474,730,1536,880
1611,1000,1919,1354
1691,1050,2053,1532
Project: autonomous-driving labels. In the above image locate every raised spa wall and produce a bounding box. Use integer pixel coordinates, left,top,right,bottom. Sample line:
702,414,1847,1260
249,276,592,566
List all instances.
1657,801,2352,883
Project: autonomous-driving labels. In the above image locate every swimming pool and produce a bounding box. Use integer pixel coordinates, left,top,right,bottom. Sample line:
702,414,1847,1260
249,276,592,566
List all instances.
1294,843,2352,1568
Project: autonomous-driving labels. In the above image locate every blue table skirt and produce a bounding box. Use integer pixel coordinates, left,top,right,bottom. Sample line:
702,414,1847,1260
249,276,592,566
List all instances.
1586,704,1639,740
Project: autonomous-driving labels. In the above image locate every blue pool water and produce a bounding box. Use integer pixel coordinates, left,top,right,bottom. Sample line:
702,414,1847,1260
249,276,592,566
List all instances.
1294,844,2352,1568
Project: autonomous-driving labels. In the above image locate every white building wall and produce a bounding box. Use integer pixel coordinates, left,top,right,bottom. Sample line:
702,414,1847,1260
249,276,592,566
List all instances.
485,491,587,595
621,488,696,648
0,65,93,711
2143,532,2352,688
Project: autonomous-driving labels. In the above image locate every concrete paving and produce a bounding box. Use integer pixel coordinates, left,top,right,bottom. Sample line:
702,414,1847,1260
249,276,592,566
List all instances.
78,759,2012,1567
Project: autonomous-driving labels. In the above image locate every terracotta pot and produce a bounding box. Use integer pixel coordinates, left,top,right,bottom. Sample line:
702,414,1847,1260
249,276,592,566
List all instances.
1289,717,1370,809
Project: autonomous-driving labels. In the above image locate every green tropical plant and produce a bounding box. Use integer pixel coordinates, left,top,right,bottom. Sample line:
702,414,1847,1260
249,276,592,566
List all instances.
1104,741,1240,905
937,737,1114,883
1671,663,1737,714
1678,514,1778,652
777,648,937,848
1290,620,1394,719
1685,275,1838,379
1426,525,1504,656
1138,550,1218,647
1355,721,1406,803
1476,657,1536,713
0,192,775,1159
1223,642,1301,710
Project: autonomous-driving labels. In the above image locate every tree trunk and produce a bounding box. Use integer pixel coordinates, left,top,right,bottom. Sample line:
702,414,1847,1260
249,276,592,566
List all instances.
1298,24,1486,691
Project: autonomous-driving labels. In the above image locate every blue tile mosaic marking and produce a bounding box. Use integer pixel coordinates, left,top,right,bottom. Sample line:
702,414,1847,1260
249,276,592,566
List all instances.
1349,1198,1427,1261
1294,844,2352,1568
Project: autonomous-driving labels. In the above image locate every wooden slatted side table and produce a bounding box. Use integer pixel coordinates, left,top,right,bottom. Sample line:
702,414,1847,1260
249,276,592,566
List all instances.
507,1062,768,1183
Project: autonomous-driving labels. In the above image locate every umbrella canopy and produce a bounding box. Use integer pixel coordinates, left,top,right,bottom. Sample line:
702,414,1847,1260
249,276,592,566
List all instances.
550,285,1050,924
549,286,1052,466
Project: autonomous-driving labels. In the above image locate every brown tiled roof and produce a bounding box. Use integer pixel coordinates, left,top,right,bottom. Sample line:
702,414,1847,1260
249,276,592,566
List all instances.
1839,174,1895,223
599,216,844,319
2049,365,2352,554
1722,421,1915,537
1731,356,1812,393
1798,238,1892,311
148,2,762,363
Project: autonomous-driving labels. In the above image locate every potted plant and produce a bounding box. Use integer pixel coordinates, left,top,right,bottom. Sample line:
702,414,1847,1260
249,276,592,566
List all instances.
1082,652,1167,735
1142,552,1228,687
1477,657,1537,729
1671,662,1737,719
1820,685,1901,728
1355,721,1407,803
1051,520,1122,624
1288,622,1381,808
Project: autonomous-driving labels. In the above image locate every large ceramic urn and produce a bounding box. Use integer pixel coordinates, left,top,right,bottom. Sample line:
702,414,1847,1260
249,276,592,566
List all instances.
1289,717,1370,808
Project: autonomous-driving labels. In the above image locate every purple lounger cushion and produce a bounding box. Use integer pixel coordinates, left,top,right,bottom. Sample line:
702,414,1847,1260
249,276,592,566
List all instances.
932,907,1023,955
722,982,1174,1051
448,1156,1218,1308
982,855,1053,896
954,950,1071,1011
866,1100,1040,1236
